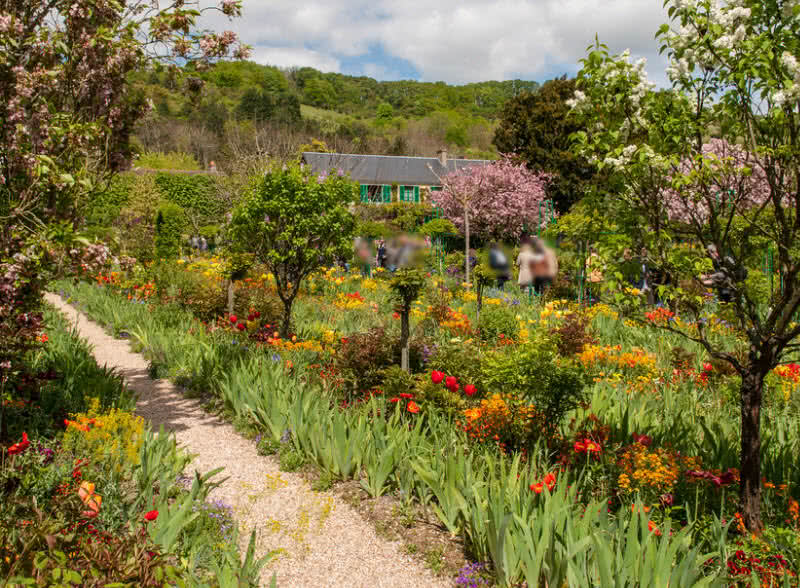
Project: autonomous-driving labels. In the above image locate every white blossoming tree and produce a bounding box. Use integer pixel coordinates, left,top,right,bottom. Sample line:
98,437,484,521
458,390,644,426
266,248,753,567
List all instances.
570,0,800,531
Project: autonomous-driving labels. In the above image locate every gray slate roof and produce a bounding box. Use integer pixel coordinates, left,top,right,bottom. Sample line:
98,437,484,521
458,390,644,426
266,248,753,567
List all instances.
301,152,490,186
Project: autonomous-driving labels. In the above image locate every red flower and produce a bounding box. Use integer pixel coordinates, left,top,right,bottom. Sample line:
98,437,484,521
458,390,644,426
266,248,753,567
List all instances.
247,314,255,321
464,384,476,396
648,520,662,536
530,472,557,494
574,438,602,454
399,392,414,399
632,432,652,447
407,401,420,414
144,510,159,522
389,397,400,403
229,315,237,323
445,376,457,388
393,312,400,319
237,323,246,331
7,432,30,455
431,370,445,384
703,362,713,372
448,382,460,393
254,311,261,318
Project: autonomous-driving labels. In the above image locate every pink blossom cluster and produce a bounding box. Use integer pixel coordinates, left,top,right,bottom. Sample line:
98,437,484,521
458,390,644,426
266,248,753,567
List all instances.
431,157,552,240
661,139,773,225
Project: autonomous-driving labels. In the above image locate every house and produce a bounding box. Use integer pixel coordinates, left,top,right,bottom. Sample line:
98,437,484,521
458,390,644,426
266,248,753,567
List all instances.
301,150,490,204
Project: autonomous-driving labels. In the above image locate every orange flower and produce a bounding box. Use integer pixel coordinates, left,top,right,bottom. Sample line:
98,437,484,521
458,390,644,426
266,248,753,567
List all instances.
648,520,662,536
78,481,102,518
530,472,557,494
407,401,420,414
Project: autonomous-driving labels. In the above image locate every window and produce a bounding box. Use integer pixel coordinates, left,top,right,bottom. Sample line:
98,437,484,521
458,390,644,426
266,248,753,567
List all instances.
360,184,391,204
400,185,420,203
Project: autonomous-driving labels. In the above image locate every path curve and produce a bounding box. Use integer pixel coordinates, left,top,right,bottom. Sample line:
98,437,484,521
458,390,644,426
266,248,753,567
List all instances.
47,293,450,588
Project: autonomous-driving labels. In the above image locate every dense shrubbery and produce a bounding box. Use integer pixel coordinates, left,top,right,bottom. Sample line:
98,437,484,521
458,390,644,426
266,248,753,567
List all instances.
1,306,269,586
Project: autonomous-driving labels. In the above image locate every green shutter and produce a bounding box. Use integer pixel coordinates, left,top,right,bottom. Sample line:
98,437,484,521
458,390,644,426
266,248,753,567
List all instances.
414,186,420,203
382,185,391,203
360,184,368,203
399,185,405,202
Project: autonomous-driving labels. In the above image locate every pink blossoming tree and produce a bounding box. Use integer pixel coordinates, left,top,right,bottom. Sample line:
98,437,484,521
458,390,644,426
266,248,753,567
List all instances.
430,157,551,284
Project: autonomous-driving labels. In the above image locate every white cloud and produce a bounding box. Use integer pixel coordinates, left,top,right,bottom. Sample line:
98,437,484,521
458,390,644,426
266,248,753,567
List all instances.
249,46,341,72
202,0,673,84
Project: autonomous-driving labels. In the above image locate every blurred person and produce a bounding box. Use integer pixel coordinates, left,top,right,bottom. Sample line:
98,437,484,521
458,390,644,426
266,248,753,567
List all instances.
700,244,746,303
516,240,538,290
489,242,511,290
541,239,558,293
585,247,604,302
530,238,550,295
376,239,387,268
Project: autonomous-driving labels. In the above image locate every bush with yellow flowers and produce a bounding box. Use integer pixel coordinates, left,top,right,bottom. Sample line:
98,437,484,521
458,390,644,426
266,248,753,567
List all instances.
62,398,145,474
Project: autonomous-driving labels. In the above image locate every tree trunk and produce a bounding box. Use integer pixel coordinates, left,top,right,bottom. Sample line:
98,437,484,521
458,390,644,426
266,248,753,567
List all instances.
227,280,235,316
740,370,765,532
280,298,294,339
400,307,410,372
464,210,471,287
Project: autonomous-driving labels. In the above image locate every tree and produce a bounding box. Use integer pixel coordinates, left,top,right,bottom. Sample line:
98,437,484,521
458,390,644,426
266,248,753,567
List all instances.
0,0,248,437
569,0,800,531
229,163,358,337
389,268,426,372
430,157,550,283
493,77,597,213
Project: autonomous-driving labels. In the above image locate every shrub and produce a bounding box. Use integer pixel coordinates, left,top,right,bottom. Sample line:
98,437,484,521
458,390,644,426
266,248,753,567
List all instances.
480,336,588,442
154,172,223,226
549,311,596,356
477,306,519,342
154,202,185,259
61,399,145,474
335,328,395,398
137,151,201,170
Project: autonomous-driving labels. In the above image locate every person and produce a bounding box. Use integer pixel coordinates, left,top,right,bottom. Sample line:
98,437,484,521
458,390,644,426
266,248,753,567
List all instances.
701,244,746,303
376,239,387,268
541,240,559,291
488,243,511,290
191,235,199,250
199,236,208,251
530,238,550,295
516,240,538,291
468,248,478,270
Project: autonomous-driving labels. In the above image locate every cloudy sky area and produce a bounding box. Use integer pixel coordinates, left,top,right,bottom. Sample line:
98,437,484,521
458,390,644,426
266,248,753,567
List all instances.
207,0,674,86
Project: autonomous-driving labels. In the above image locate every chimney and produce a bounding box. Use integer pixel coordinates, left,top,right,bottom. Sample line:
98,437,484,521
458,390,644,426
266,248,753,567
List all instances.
437,148,447,167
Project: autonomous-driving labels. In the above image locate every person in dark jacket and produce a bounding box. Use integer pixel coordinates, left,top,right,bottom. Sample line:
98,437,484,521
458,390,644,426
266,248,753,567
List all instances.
488,243,511,290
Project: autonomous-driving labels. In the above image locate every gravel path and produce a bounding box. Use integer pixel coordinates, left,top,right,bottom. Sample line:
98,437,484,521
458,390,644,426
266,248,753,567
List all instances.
47,293,450,588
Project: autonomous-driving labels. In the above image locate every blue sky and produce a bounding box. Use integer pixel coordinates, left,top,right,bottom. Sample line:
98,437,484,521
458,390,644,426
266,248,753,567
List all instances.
208,0,673,86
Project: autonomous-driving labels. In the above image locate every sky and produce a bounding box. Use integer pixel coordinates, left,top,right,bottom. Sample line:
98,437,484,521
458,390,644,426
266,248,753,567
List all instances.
206,0,674,86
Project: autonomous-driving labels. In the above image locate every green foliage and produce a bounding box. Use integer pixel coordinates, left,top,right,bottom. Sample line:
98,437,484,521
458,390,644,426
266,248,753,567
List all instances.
493,77,598,212
154,202,185,259
229,161,358,336
477,305,520,343
154,173,223,227
481,337,588,436
136,151,201,170
420,218,457,238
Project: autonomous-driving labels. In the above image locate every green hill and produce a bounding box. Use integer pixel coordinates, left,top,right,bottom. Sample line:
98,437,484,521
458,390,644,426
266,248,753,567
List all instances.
132,61,541,165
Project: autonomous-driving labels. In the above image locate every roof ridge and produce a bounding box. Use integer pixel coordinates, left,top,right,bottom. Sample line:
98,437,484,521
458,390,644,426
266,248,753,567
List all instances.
301,152,490,163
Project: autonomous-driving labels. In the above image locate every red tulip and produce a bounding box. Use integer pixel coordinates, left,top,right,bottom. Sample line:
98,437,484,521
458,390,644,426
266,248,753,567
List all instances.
389,397,400,403
144,510,159,522
254,311,261,318
7,432,30,455
431,370,445,384
399,392,414,399
445,376,457,389
633,433,652,447
229,315,237,323
407,401,420,414
464,384,476,396
237,323,246,331
448,382,460,393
